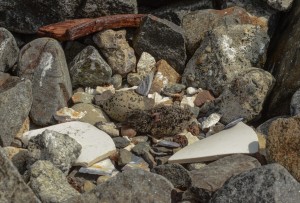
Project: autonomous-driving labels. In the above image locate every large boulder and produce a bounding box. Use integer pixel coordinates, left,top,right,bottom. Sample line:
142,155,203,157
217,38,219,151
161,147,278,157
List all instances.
182,24,270,96
211,164,300,203
267,115,300,182
0,147,40,203
264,0,300,117
18,38,72,126
0,74,32,146
0,28,19,72
65,169,174,203
133,15,187,73
69,45,112,88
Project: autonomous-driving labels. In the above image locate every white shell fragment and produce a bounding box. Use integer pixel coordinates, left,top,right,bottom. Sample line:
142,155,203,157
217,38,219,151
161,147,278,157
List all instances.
201,113,222,130
168,122,259,164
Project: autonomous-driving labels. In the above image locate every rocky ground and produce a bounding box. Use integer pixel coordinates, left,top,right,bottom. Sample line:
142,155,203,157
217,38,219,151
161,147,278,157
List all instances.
0,0,300,202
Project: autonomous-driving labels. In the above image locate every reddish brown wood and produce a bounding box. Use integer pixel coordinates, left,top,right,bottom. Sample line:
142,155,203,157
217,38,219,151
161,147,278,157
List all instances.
37,14,146,41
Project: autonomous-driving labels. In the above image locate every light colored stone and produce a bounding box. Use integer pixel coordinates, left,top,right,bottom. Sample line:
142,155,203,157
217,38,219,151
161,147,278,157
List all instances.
72,92,94,104
22,121,116,167
201,113,222,130
79,158,116,175
148,92,173,106
186,87,201,95
168,122,259,164
54,107,86,122
95,122,120,138
149,60,180,94
96,85,115,95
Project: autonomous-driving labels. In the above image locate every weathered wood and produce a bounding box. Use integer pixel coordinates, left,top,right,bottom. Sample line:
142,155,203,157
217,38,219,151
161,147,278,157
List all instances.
38,14,146,41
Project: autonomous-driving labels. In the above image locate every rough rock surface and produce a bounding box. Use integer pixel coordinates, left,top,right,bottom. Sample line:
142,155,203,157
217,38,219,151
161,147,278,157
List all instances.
28,160,79,203
65,169,174,203
0,147,40,203
290,88,300,115
18,37,72,126
0,74,32,146
182,24,270,96
3,146,29,175
69,45,112,88
133,15,187,73
27,130,82,173
77,0,138,18
0,28,19,72
267,116,300,181
184,154,261,202
264,0,294,11
203,68,275,123
126,106,193,138
0,0,81,33
265,0,300,117
211,164,300,203
72,103,110,125
100,90,154,122
151,163,192,190
93,29,136,75
182,6,268,57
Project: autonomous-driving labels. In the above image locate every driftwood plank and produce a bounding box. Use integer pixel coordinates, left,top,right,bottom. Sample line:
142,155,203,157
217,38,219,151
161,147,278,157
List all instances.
38,14,146,41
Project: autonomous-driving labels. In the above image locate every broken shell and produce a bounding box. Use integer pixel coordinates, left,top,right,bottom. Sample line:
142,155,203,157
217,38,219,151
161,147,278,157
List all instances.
157,140,181,148
224,118,244,129
201,113,222,130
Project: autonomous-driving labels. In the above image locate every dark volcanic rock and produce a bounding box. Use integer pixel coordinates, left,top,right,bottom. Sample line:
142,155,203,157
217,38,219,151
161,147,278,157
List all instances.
211,164,300,203
133,15,187,73
267,116,300,182
65,169,174,203
0,0,81,34
69,45,112,88
0,147,40,203
27,130,82,173
0,74,32,146
183,154,260,202
151,163,192,190
18,37,72,126
0,28,19,72
76,0,138,18
265,0,300,117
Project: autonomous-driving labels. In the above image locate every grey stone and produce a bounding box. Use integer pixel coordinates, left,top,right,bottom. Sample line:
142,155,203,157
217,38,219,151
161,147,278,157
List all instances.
151,0,211,25
184,154,260,202
100,90,154,122
204,68,275,124
27,130,82,173
71,92,94,104
264,0,294,11
0,28,19,72
0,147,40,203
93,29,136,75
0,74,32,146
151,163,192,190
141,150,156,169
77,0,137,18
265,0,300,117
69,45,112,88
182,24,270,96
163,83,186,94
72,103,110,125
132,142,151,156
290,88,300,115
118,149,135,167
0,0,81,34
3,147,29,175
211,164,300,203
64,41,86,64
28,160,79,203
111,74,123,89
113,137,130,149
18,38,72,126
182,6,269,57
133,15,186,73
65,169,174,203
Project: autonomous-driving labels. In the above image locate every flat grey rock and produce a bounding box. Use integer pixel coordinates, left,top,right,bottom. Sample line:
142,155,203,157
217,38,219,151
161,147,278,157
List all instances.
27,130,82,173
65,169,174,203
0,74,32,146
18,37,72,126
211,163,300,203
0,147,40,203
